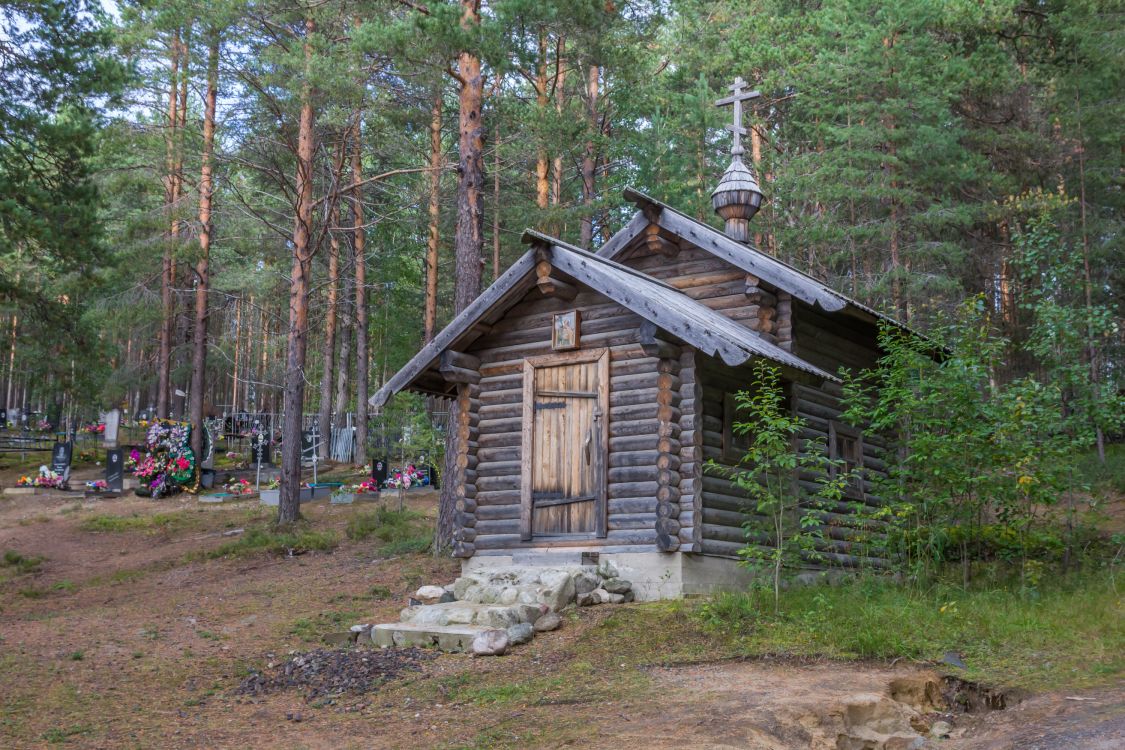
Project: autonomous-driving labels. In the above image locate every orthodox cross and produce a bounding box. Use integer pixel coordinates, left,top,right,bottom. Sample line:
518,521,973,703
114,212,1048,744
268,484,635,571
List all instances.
715,76,760,158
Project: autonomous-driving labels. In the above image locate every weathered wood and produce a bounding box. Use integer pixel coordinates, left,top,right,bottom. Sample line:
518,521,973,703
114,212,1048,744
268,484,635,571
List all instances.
607,481,659,498
537,276,579,300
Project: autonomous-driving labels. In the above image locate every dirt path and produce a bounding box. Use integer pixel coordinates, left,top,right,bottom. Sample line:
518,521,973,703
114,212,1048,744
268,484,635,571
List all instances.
1,487,1120,749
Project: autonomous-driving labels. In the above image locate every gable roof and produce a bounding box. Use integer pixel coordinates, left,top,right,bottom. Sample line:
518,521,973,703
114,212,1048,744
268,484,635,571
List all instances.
369,231,837,409
600,188,909,330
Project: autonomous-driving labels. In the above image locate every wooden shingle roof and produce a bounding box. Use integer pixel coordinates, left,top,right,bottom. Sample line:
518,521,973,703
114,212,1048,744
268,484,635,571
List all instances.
370,230,836,409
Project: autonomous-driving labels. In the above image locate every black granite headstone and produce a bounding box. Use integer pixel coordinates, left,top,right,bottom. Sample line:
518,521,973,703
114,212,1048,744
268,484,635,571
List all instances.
51,441,73,480
371,457,388,488
105,448,124,492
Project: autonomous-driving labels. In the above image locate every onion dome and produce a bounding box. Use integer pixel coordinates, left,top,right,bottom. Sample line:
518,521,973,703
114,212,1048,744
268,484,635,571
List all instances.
711,156,763,243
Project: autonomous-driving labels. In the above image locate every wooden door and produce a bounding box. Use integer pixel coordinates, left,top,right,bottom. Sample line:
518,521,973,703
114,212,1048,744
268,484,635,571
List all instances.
520,349,609,540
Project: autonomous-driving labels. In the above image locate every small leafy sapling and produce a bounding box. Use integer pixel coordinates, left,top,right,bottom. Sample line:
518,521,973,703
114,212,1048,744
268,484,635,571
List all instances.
708,360,851,612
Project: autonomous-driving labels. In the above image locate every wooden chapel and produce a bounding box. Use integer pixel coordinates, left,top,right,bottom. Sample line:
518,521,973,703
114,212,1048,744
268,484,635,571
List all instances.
371,78,906,599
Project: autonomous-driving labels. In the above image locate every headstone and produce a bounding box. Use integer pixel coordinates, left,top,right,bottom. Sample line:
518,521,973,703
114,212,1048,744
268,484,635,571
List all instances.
0,408,7,425
105,448,124,492
371,457,388,487
51,441,73,482
102,409,121,448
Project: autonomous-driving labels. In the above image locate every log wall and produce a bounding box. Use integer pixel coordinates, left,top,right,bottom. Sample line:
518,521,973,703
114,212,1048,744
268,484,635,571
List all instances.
464,285,668,554
619,239,778,339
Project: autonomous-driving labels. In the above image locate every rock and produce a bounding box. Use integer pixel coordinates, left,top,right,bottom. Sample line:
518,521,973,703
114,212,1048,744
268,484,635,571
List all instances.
438,591,455,603
573,570,600,595
597,560,620,580
622,590,635,603
606,593,625,604
576,592,598,607
883,737,924,750
414,585,447,604
471,629,508,656
536,570,576,611
941,651,967,669
506,623,534,645
591,588,611,603
602,578,632,595
515,604,542,624
795,571,824,586
533,612,561,632
929,721,952,739
499,587,519,605
452,576,474,601
323,631,355,646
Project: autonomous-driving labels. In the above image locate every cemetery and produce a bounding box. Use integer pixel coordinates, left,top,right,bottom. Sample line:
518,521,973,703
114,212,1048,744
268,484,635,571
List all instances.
2,1,1122,748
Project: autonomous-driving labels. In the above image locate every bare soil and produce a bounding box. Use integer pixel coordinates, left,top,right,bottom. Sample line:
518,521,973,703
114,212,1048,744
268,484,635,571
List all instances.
0,464,1120,749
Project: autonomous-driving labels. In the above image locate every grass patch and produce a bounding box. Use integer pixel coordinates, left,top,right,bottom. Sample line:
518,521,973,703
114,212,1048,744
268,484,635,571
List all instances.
288,608,364,643
79,513,184,533
41,725,91,744
346,507,430,554
205,525,338,558
2,550,45,574
1078,443,1125,495
696,571,1124,690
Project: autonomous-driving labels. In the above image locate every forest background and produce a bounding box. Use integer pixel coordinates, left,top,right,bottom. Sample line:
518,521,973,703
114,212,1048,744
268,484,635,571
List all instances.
1,0,1121,510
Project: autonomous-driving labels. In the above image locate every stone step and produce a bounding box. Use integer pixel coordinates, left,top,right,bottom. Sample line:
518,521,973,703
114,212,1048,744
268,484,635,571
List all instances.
400,600,542,629
369,623,494,652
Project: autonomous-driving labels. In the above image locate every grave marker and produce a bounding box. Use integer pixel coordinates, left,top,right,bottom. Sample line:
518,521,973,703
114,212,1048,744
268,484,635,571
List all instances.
51,441,73,482
105,448,124,492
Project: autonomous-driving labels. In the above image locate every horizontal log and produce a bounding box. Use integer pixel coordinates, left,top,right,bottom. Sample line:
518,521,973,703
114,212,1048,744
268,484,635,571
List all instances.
608,481,659,499
473,529,658,550
609,450,660,469
609,497,657,514
452,541,475,558
476,445,521,463
475,489,521,506
477,504,519,521
610,418,660,438
440,364,480,385
454,527,477,542
608,466,658,484
476,460,522,477
476,475,520,492
610,435,657,453
474,518,521,536
609,513,659,530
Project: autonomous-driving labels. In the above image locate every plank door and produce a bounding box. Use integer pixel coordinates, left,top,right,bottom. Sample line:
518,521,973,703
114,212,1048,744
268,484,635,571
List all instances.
520,349,609,540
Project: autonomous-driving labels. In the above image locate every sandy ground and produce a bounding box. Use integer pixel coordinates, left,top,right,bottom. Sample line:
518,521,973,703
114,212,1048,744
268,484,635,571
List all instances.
0,464,1121,749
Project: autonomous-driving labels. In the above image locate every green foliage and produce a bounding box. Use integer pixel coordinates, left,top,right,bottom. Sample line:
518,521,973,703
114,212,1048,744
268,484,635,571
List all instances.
697,572,1124,689
708,361,851,611
79,513,181,533
843,292,1122,585
2,551,46,575
345,507,431,555
206,526,338,558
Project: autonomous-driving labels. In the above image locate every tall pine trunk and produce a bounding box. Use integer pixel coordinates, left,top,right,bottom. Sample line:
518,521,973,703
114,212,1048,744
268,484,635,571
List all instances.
158,32,180,419
279,18,317,525
424,92,442,343
352,118,369,468
189,33,219,463
579,63,599,248
439,0,485,549
317,198,340,460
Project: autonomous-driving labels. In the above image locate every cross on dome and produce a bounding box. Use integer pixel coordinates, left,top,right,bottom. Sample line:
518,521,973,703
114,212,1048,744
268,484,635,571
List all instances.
715,76,760,157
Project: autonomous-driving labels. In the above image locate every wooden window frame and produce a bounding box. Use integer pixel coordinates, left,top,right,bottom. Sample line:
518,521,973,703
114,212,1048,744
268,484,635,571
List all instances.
828,420,865,496
519,347,609,541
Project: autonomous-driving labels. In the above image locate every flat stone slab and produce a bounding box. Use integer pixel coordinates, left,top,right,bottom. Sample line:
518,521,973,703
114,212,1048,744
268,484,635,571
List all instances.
370,623,494,652
400,600,541,629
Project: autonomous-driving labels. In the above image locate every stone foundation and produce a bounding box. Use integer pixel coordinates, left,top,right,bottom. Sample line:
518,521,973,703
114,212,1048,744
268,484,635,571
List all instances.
463,550,758,601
